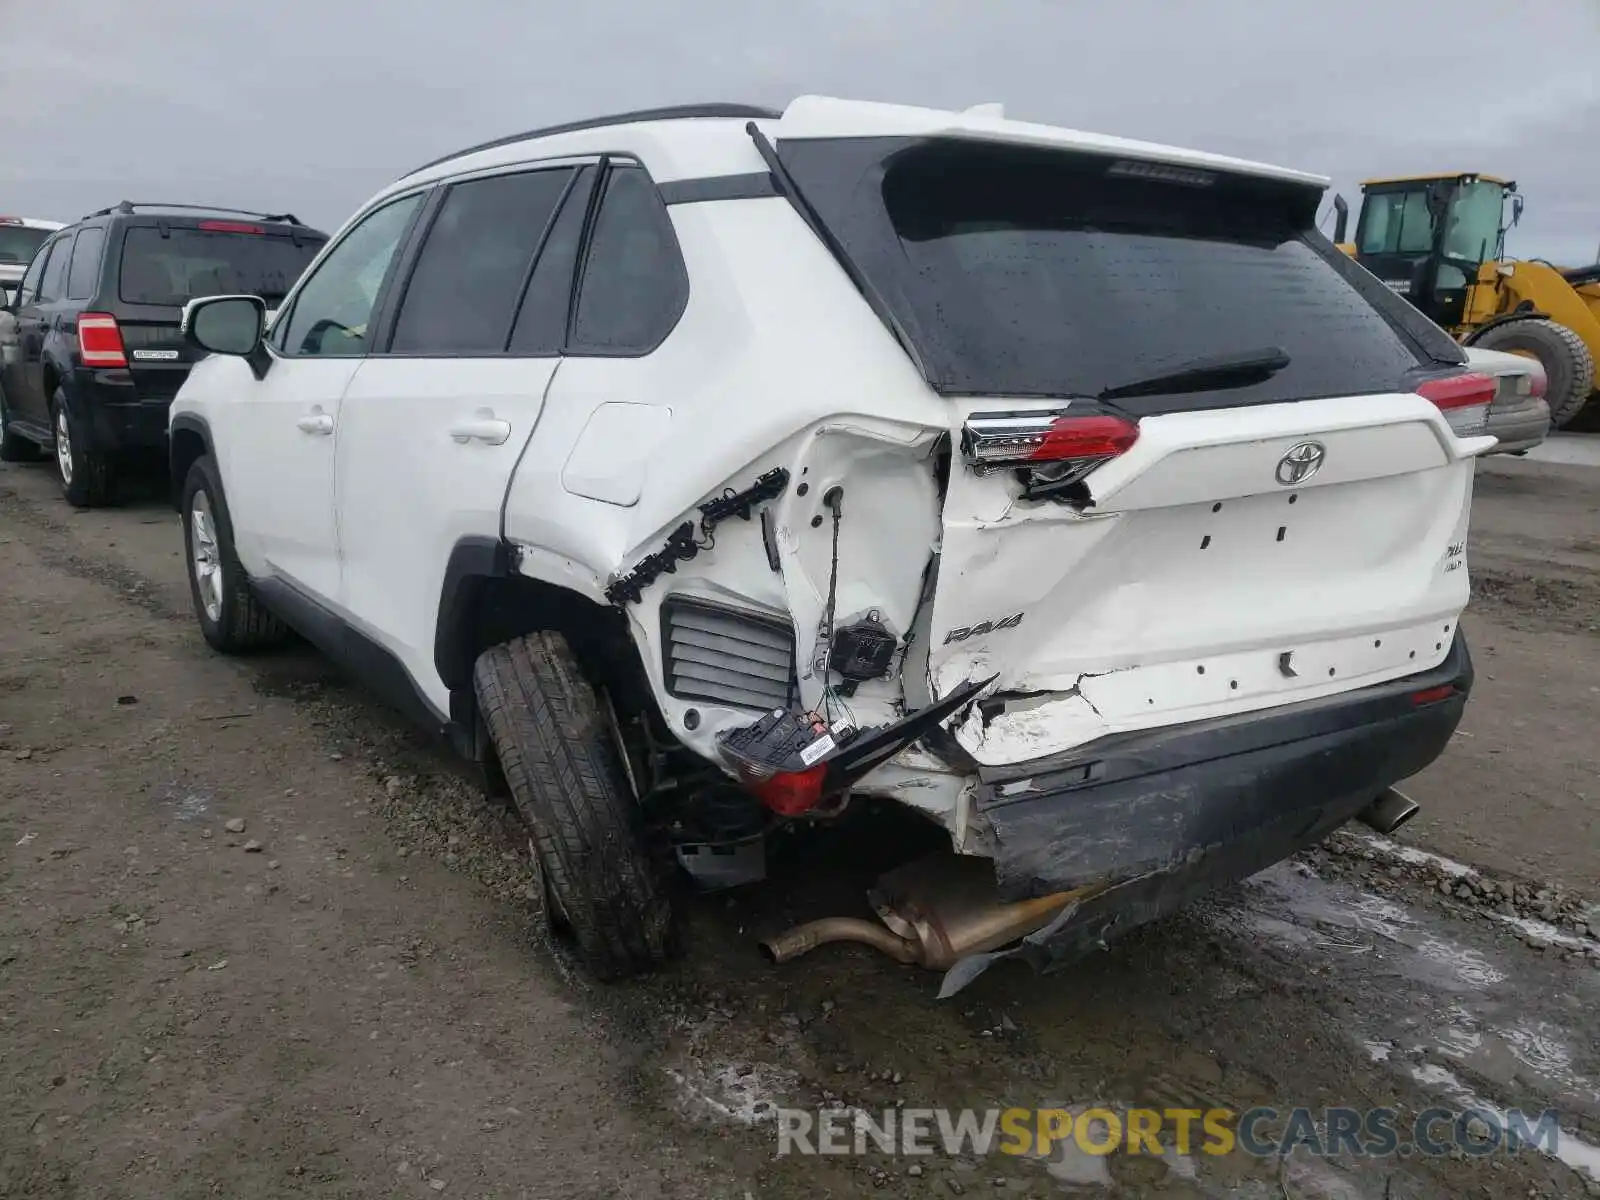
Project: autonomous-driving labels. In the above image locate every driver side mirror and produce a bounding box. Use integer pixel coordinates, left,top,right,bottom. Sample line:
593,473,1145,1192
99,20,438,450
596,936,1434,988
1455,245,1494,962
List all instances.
182,294,270,379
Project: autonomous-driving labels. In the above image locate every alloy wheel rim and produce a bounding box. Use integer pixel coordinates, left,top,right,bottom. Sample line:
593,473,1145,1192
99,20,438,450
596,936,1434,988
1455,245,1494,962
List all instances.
190,491,224,622
54,408,72,486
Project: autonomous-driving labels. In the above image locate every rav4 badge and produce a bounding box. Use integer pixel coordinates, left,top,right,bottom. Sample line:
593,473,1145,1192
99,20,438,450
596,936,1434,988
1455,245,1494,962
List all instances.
943,613,1024,644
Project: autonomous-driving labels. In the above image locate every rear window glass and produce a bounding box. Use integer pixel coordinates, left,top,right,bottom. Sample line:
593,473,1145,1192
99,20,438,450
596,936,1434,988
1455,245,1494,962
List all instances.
779,139,1433,409
0,224,52,267
119,226,324,307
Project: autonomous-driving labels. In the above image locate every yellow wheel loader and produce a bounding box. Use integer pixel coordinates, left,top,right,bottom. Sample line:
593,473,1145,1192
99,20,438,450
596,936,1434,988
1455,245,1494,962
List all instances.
1333,173,1600,426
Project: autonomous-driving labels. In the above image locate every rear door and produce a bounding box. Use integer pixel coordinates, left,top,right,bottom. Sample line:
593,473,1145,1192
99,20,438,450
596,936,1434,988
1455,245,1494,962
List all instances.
115,220,325,406
334,161,593,711
777,136,1491,764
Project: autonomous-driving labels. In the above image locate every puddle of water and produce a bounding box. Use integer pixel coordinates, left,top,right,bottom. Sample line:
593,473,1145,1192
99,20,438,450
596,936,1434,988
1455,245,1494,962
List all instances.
664,1058,796,1127
157,784,212,822
1347,832,1474,879
1405,1060,1600,1182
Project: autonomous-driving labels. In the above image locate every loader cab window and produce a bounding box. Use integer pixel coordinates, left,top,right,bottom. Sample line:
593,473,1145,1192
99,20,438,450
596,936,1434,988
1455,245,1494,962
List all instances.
1441,180,1506,266
1357,189,1435,256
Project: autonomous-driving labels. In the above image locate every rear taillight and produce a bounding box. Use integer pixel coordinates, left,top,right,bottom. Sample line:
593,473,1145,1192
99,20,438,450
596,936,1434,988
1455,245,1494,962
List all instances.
961,410,1139,483
1417,371,1495,437
198,220,264,234
77,313,127,369
748,764,827,817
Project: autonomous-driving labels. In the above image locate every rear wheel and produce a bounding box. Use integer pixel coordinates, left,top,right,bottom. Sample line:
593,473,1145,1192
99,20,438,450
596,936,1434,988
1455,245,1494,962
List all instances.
473,631,679,981
1470,318,1595,427
0,386,42,463
180,455,289,653
51,388,115,507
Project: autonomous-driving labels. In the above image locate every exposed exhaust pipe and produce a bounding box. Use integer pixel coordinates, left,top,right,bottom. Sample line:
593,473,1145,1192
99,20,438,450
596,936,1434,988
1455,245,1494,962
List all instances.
761,918,920,965
1357,787,1420,835
759,854,1089,970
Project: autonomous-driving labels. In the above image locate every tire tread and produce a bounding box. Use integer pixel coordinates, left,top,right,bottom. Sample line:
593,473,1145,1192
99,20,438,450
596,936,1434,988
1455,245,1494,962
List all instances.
473,632,677,981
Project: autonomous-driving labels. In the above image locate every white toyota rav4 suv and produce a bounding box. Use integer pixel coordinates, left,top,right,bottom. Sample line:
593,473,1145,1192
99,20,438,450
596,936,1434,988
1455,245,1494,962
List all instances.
169,97,1493,991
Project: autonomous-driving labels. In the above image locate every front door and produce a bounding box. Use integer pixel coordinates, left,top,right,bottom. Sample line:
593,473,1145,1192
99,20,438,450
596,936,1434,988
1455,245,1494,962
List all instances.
3,234,67,430
335,163,591,712
220,192,426,604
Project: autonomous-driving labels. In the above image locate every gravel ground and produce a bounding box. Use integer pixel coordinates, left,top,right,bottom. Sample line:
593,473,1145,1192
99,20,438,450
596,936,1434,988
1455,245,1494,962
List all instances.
1,451,1597,1199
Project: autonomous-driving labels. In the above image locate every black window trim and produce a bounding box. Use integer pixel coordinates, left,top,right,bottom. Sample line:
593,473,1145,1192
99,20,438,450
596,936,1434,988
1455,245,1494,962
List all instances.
267,188,431,361
563,154,691,359
370,155,602,359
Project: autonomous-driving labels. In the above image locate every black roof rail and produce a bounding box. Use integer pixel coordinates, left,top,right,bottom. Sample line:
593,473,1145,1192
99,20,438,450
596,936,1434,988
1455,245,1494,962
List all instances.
80,201,307,226
400,103,783,180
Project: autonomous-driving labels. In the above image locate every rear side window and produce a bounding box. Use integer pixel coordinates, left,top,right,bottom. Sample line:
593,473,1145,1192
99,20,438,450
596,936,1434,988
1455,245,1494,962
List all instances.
119,226,323,307
38,237,71,302
389,167,575,355
67,227,105,300
569,164,688,354
0,224,52,269
780,139,1435,410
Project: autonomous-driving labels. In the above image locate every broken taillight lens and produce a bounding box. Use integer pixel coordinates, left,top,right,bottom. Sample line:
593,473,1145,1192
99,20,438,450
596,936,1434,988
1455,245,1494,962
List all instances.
748,764,828,816
77,313,128,369
961,410,1139,482
1416,372,1496,437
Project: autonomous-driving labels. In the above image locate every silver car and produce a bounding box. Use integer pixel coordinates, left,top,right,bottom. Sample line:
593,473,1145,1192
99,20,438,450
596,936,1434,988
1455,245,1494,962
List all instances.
1465,345,1550,455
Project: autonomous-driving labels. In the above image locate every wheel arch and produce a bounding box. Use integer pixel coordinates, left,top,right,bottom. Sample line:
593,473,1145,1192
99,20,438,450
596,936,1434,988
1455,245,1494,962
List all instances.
168,414,214,510
1462,306,1547,345
435,537,642,729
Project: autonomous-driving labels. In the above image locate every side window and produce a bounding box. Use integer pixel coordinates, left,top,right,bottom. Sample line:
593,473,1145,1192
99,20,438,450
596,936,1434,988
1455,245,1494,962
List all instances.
507,166,594,356
389,167,575,355
279,194,423,357
37,236,72,303
15,240,53,306
66,227,105,301
569,164,688,354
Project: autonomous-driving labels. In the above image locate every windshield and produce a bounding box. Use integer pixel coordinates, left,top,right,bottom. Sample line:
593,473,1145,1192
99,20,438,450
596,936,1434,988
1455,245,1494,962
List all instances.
777,138,1435,409
1442,180,1505,265
0,225,52,266
119,226,324,307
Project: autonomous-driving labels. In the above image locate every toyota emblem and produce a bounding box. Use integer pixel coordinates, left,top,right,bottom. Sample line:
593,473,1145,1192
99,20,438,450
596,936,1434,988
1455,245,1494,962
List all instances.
1275,441,1326,486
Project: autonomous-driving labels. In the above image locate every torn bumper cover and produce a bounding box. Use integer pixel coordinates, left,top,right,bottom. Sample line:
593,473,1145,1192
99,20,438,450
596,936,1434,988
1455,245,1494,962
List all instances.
938,634,1473,996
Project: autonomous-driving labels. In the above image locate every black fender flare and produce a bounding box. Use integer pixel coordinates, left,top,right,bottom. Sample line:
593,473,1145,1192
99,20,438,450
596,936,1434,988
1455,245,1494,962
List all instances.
1462,304,1546,346
434,536,513,692
167,413,216,509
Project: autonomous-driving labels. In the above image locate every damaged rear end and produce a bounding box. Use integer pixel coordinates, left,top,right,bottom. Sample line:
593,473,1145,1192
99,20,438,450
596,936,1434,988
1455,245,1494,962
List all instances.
604,103,1494,992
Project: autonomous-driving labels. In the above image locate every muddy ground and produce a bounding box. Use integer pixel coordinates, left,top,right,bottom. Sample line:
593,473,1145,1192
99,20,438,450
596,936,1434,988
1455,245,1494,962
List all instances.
1,450,1598,1200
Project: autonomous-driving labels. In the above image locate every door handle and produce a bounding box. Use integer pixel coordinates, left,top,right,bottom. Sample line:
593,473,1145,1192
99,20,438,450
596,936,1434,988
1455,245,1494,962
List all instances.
296,409,334,435
449,409,511,445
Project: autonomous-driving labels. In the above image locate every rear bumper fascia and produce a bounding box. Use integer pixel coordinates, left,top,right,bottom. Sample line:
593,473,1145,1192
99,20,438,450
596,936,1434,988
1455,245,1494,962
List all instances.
944,634,1472,990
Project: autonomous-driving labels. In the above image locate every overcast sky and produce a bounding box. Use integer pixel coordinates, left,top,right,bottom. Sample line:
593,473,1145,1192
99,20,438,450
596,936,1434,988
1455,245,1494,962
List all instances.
3,0,1597,263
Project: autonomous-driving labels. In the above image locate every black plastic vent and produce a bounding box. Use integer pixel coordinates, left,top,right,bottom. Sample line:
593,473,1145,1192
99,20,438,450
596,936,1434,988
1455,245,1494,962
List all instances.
662,597,797,711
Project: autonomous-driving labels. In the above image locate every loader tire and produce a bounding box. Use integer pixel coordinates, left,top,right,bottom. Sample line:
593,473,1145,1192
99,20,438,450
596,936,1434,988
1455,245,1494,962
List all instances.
473,632,679,981
1471,318,1595,427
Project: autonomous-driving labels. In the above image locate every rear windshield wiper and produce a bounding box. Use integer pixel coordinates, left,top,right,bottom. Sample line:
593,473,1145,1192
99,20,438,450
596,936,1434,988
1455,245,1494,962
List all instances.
1096,347,1291,401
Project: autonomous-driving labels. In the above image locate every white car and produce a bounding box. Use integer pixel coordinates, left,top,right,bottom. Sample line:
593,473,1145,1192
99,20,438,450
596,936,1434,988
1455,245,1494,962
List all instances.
168,97,1495,989
0,215,63,305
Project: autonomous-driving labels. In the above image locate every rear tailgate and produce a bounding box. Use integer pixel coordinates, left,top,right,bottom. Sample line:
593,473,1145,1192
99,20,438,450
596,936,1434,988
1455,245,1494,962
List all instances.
115,220,323,399
931,393,1481,763
774,124,1489,766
